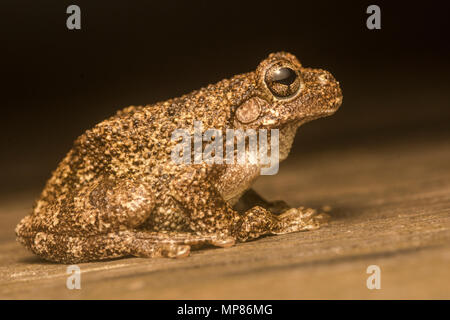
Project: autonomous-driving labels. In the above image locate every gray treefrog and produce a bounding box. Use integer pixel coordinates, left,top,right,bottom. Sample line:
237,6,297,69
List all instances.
16,52,342,263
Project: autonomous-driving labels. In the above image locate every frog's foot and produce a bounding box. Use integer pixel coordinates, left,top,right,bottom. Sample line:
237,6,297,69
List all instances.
23,230,235,263
270,207,330,235
131,241,191,259
235,206,330,242
131,231,235,259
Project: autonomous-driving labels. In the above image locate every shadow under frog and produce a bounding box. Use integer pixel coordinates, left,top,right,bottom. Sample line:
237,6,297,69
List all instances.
15,52,342,263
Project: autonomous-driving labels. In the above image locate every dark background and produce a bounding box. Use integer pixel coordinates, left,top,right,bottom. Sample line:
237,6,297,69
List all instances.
1,0,449,195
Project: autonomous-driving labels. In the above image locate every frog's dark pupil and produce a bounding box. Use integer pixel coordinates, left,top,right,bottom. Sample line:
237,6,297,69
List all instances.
272,67,297,86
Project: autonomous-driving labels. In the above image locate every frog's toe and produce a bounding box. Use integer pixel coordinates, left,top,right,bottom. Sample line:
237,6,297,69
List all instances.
210,236,235,248
271,207,330,234
162,244,191,259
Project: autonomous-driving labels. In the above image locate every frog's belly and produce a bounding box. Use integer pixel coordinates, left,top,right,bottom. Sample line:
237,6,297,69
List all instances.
216,164,261,206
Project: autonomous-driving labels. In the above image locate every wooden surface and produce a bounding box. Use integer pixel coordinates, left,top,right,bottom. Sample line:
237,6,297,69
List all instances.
1,134,449,299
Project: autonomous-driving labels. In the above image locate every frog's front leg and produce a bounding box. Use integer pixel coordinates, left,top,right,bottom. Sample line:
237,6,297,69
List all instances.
170,166,329,243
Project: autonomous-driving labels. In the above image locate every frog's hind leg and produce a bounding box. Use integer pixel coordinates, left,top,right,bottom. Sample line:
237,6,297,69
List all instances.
29,230,235,263
28,231,140,263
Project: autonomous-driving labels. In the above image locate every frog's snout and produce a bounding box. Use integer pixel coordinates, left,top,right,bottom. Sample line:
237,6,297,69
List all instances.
316,70,343,112
302,69,342,120
283,68,343,123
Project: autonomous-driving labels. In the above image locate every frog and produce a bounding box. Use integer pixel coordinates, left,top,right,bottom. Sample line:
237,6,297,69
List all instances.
15,52,342,263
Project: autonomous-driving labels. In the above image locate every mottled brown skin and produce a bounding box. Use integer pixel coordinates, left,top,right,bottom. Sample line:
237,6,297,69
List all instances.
16,52,342,263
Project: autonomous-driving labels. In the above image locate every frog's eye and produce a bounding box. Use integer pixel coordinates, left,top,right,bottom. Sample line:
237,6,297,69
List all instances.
264,65,301,99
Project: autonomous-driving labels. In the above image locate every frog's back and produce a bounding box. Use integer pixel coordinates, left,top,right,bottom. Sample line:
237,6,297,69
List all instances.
15,82,234,240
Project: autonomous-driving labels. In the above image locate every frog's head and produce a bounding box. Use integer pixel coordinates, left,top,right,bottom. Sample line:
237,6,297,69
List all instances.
233,52,342,128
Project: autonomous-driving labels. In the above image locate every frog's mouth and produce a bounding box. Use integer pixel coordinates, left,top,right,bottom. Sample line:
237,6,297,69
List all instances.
284,93,342,125
310,94,343,119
